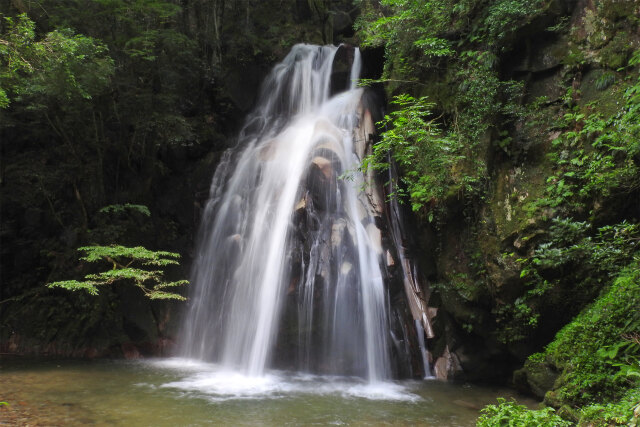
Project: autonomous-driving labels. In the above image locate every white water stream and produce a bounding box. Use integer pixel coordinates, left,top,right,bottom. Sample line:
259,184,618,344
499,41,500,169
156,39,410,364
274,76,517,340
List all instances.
180,44,392,382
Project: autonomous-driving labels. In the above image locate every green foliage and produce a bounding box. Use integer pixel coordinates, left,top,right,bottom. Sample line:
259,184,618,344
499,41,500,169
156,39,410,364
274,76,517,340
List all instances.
492,262,640,425
497,219,639,343
456,49,524,142
476,398,571,427
2,0,332,352
356,0,456,60
479,0,545,47
0,13,114,108
537,57,640,212
92,0,181,26
355,0,532,218
357,0,546,58
594,71,616,91
1,281,127,353
356,3,640,425
87,203,156,246
362,94,465,213
579,386,640,426
522,219,639,280
99,204,151,217
492,51,640,344
48,245,188,300
531,257,640,407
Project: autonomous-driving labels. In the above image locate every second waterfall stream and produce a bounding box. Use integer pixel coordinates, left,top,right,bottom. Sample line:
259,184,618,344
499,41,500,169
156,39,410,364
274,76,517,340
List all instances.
179,44,429,384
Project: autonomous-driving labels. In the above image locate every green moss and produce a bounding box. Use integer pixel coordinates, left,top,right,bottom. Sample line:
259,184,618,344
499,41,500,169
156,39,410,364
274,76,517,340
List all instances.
561,44,586,68
596,0,639,22
357,0,640,423
599,31,633,69
582,8,609,48
488,162,548,240
514,359,559,399
525,258,640,407
499,259,640,425
579,70,627,117
579,386,640,426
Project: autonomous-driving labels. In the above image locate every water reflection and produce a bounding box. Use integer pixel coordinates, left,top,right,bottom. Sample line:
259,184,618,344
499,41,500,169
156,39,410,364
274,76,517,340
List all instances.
1,358,537,426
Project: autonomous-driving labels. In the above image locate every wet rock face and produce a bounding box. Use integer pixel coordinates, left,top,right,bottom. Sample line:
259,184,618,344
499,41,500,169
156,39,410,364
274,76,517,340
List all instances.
264,77,432,378
513,359,560,399
307,148,342,211
273,107,378,374
330,44,357,96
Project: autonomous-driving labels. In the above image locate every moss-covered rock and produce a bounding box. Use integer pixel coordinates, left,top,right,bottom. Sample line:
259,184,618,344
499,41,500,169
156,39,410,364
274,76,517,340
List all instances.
518,259,640,408
514,357,560,399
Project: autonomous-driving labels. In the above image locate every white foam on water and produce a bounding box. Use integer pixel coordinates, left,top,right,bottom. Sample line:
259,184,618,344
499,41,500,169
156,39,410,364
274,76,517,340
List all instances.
148,358,421,402
151,357,216,372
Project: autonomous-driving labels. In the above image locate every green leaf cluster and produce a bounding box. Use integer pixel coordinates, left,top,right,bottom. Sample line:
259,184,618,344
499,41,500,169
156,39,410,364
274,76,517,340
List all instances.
98,204,151,217
0,13,114,109
357,0,546,55
356,0,456,59
361,94,465,214
480,0,545,47
579,387,640,426
476,397,570,427
48,244,187,300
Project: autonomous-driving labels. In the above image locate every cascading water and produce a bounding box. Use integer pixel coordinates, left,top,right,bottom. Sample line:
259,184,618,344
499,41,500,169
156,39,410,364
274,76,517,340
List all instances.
180,44,404,382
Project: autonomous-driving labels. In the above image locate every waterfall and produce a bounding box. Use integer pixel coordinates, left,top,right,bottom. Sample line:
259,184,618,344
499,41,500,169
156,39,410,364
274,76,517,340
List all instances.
180,44,394,381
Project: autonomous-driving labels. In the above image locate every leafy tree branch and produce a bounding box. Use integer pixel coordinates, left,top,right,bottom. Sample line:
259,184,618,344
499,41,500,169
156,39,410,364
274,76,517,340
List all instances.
48,245,188,300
